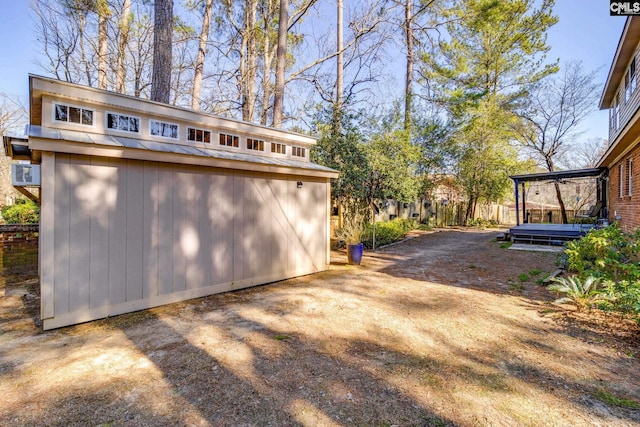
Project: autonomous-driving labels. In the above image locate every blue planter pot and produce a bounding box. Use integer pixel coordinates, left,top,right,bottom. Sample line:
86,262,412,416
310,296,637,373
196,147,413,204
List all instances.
347,243,364,265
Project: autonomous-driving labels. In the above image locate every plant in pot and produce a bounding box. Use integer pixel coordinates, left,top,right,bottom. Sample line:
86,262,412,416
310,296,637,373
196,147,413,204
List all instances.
336,209,366,265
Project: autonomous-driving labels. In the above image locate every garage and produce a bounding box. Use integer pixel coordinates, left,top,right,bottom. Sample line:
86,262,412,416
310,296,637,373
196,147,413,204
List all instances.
5,75,338,330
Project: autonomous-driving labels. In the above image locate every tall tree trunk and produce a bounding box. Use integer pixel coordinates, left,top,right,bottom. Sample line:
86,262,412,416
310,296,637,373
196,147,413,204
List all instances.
77,12,93,86
151,0,173,104
272,0,288,127
404,0,413,131
553,181,569,224
545,158,568,223
241,0,258,120
333,0,343,133
116,0,132,94
260,0,275,126
192,0,212,110
97,2,109,90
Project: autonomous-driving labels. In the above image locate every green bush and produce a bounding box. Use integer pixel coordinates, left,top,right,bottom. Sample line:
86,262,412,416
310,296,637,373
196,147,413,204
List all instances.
1,201,40,224
362,218,414,249
563,224,640,321
467,218,499,229
565,224,640,283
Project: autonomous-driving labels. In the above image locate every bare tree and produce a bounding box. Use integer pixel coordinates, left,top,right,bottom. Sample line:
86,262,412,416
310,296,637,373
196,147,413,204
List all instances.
97,0,111,90
0,94,27,136
151,0,173,103
116,0,132,93
191,0,213,110
272,0,288,127
515,61,600,223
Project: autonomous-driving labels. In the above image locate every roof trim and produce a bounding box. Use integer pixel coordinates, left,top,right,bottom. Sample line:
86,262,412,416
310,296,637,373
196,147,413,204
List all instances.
600,17,640,109
29,74,316,145
509,168,605,183
28,125,339,179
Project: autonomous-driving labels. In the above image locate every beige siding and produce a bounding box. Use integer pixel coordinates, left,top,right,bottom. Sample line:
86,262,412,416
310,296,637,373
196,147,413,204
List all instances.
41,154,329,329
610,45,640,143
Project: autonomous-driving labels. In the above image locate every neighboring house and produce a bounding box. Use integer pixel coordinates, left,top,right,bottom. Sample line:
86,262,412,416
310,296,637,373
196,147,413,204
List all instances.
3,75,338,330
600,17,640,231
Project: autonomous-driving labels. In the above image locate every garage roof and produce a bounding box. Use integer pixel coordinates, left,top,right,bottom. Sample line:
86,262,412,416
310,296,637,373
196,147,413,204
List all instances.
26,125,339,179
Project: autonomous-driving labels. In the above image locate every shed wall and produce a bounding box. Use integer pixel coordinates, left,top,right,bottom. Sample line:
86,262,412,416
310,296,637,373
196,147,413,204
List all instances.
41,153,329,329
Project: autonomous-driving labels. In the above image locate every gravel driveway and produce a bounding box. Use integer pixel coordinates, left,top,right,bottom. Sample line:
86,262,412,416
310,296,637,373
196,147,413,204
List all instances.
1,228,639,426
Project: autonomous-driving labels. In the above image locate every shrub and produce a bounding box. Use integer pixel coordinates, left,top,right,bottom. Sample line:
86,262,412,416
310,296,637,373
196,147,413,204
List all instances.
565,224,640,283
563,224,640,320
467,218,499,229
1,201,40,224
548,276,613,312
362,218,414,249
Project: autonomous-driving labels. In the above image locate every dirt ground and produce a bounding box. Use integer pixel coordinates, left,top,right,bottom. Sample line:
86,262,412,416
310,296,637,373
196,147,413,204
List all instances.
1,228,639,426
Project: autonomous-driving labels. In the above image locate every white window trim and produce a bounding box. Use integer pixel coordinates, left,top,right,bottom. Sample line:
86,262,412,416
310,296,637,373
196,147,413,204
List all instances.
53,102,95,127
186,126,211,143
246,137,265,151
270,142,287,155
219,132,240,148
105,111,141,134
149,119,179,140
292,146,306,158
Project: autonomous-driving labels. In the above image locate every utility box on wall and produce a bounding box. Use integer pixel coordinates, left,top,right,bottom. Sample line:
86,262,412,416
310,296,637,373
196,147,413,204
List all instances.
11,164,40,187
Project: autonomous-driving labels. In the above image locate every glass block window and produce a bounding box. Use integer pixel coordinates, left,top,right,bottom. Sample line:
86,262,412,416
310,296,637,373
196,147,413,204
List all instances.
150,120,178,139
187,127,211,143
54,104,94,126
107,112,140,133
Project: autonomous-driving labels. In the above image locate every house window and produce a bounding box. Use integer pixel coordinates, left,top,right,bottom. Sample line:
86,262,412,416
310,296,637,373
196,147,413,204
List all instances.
54,103,94,126
247,138,264,151
271,142,286,155
292,146,306,158
107,112,140,133
630,57,637,99
150,120,178,139
219,133,239,147
187,127,211,143
628,158,633,196
620,163,625,198
615,92,621,130
625,71,630,103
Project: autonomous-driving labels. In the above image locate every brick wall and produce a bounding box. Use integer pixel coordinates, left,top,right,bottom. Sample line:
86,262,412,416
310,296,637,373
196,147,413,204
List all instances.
0,224,39,275
609,144,640,231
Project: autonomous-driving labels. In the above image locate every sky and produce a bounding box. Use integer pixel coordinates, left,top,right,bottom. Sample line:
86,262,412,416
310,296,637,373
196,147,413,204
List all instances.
0,0,628,142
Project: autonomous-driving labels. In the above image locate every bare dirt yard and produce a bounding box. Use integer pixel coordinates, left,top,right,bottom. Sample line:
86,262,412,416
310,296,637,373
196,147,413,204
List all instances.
1,228,639,426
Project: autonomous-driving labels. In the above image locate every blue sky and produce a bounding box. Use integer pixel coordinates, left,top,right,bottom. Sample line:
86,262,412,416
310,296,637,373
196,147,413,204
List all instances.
0,1,627,141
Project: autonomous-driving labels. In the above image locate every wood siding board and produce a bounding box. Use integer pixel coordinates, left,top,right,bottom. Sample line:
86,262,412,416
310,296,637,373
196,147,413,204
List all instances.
89,156,111,309
243,171,257,281
40,152,56,319
157,163,175,295
273,178,289,276
210,171,233,285
198,167,213,288
108,157,127,305
172,164,188,293
53,154,71,315
125,159,144,301
143,161,160,298
185,166,203,289
256,175,275,277
233,170,245,283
